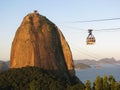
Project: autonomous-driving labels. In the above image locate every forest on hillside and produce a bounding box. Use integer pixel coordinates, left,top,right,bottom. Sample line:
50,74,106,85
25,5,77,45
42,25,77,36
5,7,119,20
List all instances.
0,67,120,90
0,67,84,90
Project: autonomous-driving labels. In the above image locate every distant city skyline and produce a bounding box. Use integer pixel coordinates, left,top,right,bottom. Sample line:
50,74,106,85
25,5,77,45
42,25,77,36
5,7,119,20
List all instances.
1,0,120,61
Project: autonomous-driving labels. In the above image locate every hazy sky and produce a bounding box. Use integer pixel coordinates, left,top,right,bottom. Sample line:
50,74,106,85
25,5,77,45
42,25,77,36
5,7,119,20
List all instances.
1,0,120,61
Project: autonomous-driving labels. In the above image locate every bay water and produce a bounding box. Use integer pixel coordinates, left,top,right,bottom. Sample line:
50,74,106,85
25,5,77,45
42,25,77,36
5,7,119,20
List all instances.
75,64,120,83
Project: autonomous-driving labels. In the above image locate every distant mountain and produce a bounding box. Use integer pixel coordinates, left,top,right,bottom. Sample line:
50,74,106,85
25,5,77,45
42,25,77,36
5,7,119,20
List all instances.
98,57,117,64
0,60,9,71
74,63,91,69
117,60,120,63
5,61,10,67
74,57,120,65
74,59,97,65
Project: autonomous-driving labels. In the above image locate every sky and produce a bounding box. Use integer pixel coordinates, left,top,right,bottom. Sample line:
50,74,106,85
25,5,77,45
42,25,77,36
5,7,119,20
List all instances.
0,0,120,61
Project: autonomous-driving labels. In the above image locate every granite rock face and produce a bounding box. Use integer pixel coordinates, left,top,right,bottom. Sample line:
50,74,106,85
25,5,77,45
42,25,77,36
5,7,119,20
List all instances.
10,12,75,76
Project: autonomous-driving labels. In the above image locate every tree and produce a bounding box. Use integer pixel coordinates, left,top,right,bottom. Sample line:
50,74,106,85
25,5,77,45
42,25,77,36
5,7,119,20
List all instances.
103,75,109,90
114,83,119,90
109,75,115,82
85,80,92,90
71,83,85,90
110,79,115,90
49,81,64,90
94,75,103,90
29,80,40,90
110,80,120,90
118,81,120,89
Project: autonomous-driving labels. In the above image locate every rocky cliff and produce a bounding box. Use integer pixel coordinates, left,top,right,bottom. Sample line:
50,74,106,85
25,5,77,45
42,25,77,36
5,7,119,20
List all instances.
10,11,75,76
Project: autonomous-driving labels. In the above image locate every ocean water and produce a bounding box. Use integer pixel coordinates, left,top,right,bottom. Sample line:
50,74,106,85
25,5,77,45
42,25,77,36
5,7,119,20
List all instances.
75,64,120,84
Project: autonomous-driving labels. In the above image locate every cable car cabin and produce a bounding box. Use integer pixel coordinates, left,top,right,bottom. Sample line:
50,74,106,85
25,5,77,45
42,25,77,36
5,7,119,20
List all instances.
86,29,96,45
86,35,95,45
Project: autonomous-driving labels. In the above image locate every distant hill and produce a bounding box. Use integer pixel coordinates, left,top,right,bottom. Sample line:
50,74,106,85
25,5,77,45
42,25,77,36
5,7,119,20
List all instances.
98,57,117,64
74,63,91,69
1,57,120,71
116,61,120,63
74,57,120,65
5,61,10,67
74,59,97,65
0,60,9,71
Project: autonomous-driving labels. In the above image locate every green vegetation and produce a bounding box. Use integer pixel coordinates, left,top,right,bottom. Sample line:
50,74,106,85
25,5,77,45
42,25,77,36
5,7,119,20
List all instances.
88,75,120,90
0,67,120,90
85,80,92,90
0,67,84,90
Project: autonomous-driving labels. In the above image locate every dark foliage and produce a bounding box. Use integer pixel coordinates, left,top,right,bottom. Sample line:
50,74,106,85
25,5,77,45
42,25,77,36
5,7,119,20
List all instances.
0,66,119,90
0,67,84,90
86,75,120,90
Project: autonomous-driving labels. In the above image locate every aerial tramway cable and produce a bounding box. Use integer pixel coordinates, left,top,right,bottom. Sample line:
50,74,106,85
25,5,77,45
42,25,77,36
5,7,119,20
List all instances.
59,17,120,58
69,17,120,23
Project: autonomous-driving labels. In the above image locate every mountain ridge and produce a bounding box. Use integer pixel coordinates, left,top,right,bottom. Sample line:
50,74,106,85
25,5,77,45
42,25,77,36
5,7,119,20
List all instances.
74,57,120,65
